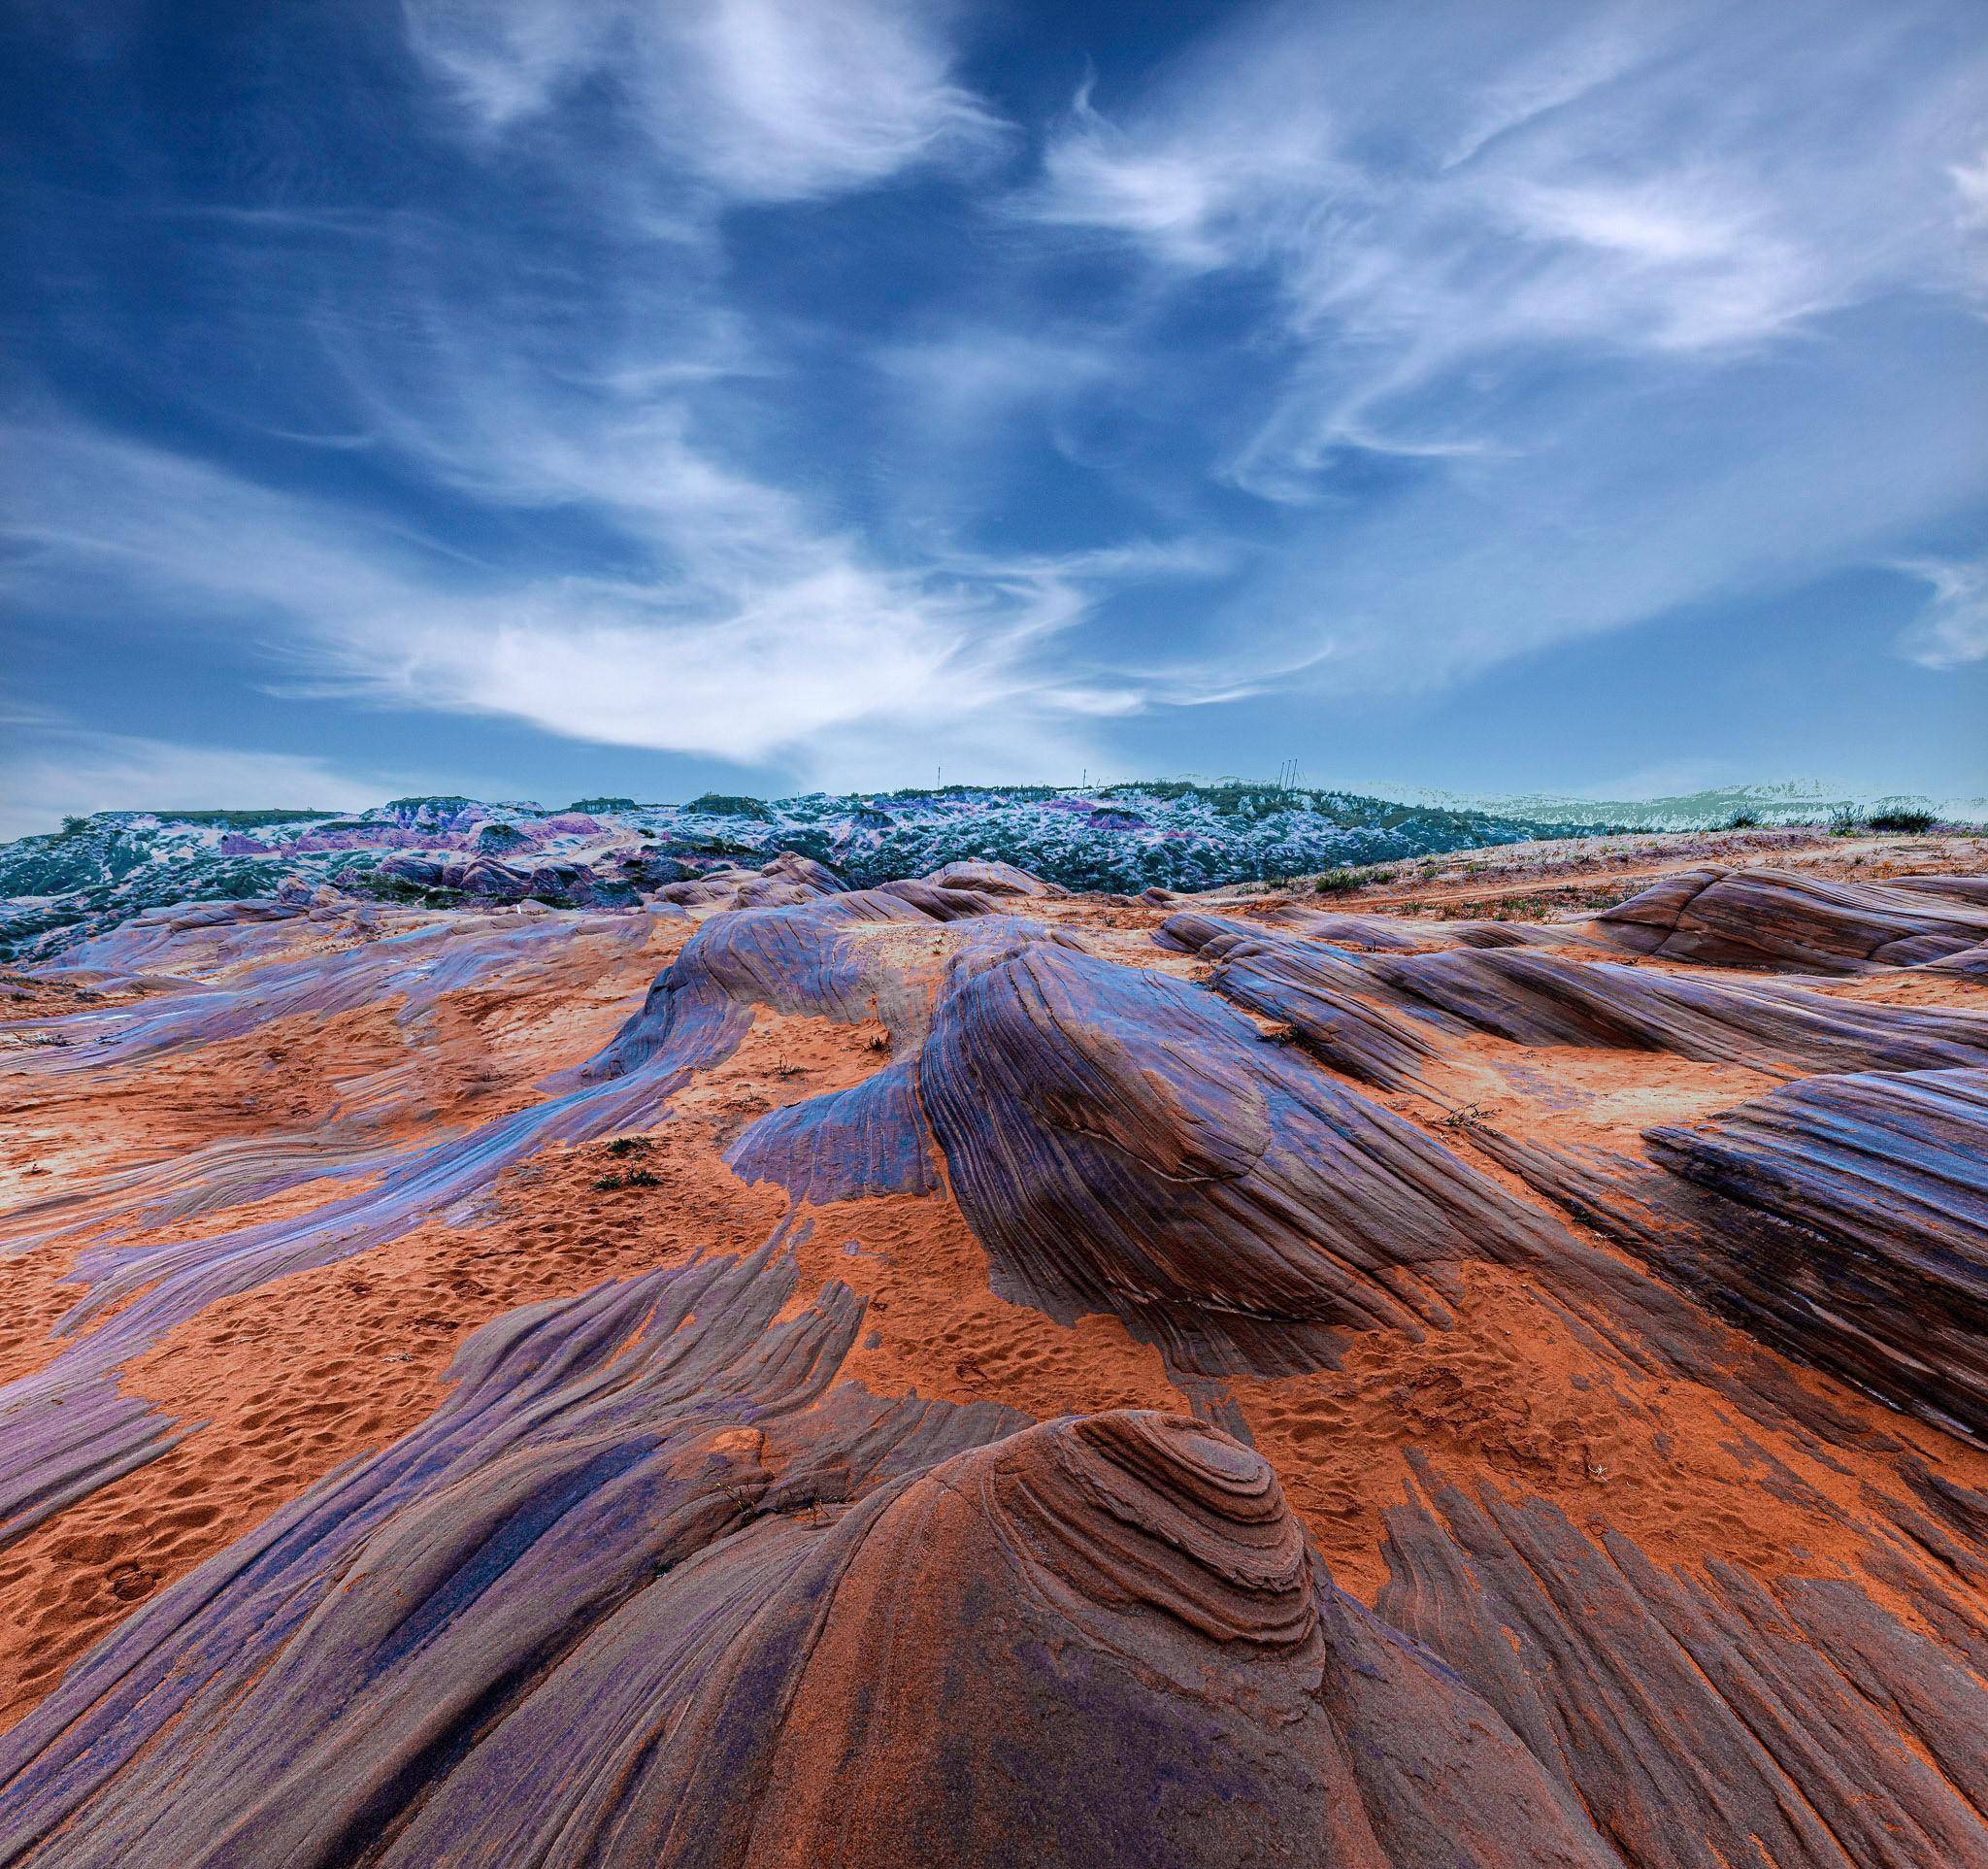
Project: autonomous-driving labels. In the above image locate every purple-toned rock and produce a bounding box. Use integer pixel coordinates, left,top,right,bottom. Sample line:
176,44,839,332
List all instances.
926,858,1068,897
1594,867,1988,971
917,930,1573,1375
0,1254,1617,1869
1644,1067,1988,1443
873,877,1004,919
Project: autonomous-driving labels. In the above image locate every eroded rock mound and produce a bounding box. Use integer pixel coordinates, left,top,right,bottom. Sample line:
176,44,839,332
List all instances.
1163,912,1988,1084
1645,1068,1988,1442
1380,1463,1988,1868
918,932,1573,1373
1356,945,1988,1077
1595,866,1988,971
924,857,1067,897
0,1255,1612,1869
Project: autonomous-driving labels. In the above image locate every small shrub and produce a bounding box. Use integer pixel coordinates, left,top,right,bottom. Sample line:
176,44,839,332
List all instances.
603,1136,650,1157
593,1165,660,1191
1313,870,1361,894
1828,808,1863,838
1867,809,1937,834
1723,812,1760,829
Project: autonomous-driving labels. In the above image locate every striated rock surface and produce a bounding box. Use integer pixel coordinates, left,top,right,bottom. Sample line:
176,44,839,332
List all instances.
1644,1068,1988,1443
1379,1460,1988,1868
919,930,1574,1373
1595,865,1988,970
923,857,1070,897
0,1252,1607,1868
1,851,1986,1865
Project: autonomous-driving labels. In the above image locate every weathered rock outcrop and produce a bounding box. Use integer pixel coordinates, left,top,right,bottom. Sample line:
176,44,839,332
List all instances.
1595,866,1988,970
374,850,642,909
0,1253,1617,1869
2,857,1985,1869
925,857,1067,897
1645,1068,1988,1443
1163,912,1988,1083
918,932,1574,1374
1356,946,1988,1077
1379,1463,1988,1869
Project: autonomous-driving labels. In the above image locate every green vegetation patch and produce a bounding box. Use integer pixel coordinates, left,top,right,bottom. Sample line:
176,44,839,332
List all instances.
684,793,773,819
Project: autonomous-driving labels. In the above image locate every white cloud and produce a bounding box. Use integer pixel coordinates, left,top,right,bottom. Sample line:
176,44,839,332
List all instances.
1028,69,1344,271
0,418,1234,777
316,560,1138,763
1019,0,1988,491
874,328,1117,431
1201,323,1988,696
0,723,377,842
1953,152,1988,227
1896,558,1988,668
11,0,1981,810
985,0,1988,715
403,0,1005,202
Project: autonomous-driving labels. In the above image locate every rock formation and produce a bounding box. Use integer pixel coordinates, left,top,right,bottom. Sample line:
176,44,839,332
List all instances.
1594,866,1988,970
1,849,1985,1866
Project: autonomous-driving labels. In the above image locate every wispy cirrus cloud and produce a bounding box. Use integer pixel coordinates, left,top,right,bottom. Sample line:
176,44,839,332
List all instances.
1896,558,1988,669
1021,0,1987,489
2,0,1981,823
1005,0,1988,701
0,416,1232,780
403,0,1007,202
2,0,1249,796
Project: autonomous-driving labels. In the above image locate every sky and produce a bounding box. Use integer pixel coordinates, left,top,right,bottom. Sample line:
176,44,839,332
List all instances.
2,0,1985,836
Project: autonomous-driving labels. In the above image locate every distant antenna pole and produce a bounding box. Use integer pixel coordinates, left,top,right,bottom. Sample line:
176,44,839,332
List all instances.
936,766,942,790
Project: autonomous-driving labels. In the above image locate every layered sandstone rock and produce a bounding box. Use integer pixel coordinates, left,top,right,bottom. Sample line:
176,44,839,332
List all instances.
1,855,1986,1867
1595,866,1988,970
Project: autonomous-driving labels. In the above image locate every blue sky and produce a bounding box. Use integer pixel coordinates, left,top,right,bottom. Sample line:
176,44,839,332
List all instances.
2,0,1984,835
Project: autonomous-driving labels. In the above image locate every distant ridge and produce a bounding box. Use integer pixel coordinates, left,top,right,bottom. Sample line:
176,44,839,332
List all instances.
7,779,1976,964
1398,780,1988,832
1,781,1607,961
